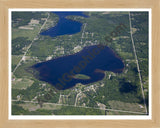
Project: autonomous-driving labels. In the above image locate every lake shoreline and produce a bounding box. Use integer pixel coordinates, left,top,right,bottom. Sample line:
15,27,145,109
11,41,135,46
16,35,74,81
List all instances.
31,44,125,90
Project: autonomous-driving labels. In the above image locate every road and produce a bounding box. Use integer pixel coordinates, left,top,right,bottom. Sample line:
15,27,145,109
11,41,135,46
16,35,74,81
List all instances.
80,23,87,44
12,99,146,115
128,12,148,114
12,12,50,74
74,91,81,106
58,92,62,104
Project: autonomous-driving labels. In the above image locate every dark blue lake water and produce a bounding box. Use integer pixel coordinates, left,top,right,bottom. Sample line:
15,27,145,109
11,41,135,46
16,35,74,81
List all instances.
32,12,124,90
32,45,124,90
40,12,88,37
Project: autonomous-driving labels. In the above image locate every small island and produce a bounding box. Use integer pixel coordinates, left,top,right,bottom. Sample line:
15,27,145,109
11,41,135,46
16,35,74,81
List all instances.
73,74,90,80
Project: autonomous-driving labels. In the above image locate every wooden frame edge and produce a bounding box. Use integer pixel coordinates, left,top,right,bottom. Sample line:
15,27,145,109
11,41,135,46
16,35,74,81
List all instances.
0,0,160,127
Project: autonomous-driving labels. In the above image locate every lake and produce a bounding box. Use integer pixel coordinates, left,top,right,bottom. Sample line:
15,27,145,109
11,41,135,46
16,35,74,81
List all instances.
40,12,89,37
32,12,124,90
32,45,124,90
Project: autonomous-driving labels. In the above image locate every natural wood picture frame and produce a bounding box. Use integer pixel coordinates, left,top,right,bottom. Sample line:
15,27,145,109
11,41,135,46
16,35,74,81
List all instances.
0,0,160,128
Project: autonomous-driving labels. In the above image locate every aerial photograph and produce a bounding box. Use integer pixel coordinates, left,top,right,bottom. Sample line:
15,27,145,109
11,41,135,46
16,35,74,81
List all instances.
11,10,149,116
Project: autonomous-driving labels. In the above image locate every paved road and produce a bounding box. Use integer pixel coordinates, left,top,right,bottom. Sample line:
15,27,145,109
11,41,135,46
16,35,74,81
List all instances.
12,13,50,74
128,12,148,114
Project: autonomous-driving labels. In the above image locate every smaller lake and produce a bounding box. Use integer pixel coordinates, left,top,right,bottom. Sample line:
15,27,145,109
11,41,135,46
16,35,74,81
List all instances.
40,12,89,37
32,45,124,90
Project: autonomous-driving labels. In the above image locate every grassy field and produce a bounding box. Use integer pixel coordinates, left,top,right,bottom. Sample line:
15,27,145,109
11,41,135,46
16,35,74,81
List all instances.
108,100,146,113
19,102,62,111
12,78,34,90
53,106,105,115
12,55,23,65
106,110,145,115
12,24,41,40
12,55,23,71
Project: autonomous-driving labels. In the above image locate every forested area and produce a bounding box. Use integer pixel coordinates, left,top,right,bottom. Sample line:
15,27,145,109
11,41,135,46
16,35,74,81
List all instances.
12,12,47,28
130,12,149,109
12,37,31,55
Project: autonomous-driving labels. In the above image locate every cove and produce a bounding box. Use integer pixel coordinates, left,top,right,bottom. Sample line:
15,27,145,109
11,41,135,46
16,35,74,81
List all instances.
32,45,124,90
40,12,89,37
